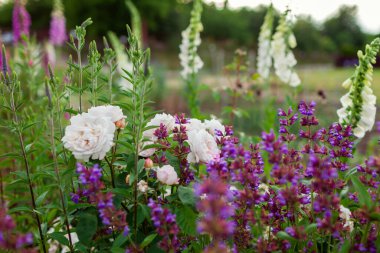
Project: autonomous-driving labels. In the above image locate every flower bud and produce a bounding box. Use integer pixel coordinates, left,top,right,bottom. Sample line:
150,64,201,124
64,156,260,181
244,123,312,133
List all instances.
125,174,130,185
115,118,126,129
144,158,154,169
342,78,352,89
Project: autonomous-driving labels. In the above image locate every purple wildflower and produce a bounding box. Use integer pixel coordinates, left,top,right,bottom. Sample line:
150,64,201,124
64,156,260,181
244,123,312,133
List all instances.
49,5,67,45
12,0,31,44
148,199,180,252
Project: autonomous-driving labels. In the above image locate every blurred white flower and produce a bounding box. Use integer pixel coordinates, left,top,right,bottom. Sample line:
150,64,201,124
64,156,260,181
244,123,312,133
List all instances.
187,129,220,163
257,5,274,80
88,105,126,129
139,141,156,158
271,12,300,87
204,118,225,137
62,113,115,162
137,180,149,193
156,165,179,185
339,205,354,232
179,0,203,79
185,118,205,132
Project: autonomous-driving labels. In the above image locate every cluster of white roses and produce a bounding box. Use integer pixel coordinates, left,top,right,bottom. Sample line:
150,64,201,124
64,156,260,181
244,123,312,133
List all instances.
179,0,203,80
337,38,380,138
256,5,274,80
140,113,223,164
137,113,224,187
62,105,126,162
270,12,300,87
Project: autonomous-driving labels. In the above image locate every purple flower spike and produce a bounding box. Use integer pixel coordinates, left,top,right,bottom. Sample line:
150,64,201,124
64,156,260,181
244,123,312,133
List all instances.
12,0,31,44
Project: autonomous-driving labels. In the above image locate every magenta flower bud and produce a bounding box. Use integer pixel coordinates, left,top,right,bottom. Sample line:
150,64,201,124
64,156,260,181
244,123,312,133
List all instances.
12,0,31,44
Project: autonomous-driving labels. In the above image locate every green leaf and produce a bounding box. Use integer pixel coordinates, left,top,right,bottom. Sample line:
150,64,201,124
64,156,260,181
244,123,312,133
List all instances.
305,223,317,233
137,204,150,226
140,233,157,249
36,191,50,206
76,213,98,245
175,205,197,236
112,233,128,248
178,186,195,206
9,206,32,213
339,239,350,253
49,232,70,246
351,175,372,208
276,231,294,241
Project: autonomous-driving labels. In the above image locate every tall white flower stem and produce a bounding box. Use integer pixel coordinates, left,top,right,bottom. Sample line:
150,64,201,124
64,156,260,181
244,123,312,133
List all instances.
1,46,47,253
257,4,274,83
45,80,74,252
271,10,300,88
337,37,380,138
179,0,203,117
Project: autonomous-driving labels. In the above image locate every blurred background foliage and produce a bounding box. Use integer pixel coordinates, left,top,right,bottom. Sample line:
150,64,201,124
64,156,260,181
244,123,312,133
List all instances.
0,0,378,62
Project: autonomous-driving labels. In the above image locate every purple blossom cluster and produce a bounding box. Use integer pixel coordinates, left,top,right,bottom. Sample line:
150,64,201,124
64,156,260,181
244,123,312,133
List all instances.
195,101,379,252
49,11,67,46
0,207,35,252
147,199,180,252
71,163,128,235
194,175,235,253
12,0,31,44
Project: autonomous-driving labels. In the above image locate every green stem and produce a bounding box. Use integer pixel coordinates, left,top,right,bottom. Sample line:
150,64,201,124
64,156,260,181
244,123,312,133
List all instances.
10,90,47,253
77,47,83,113
49,110,74,252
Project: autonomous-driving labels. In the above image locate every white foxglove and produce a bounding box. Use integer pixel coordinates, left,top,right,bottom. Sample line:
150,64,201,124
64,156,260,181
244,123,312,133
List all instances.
257,5,274,80
337,38,380,138
179,0,203,80
271,11,300,87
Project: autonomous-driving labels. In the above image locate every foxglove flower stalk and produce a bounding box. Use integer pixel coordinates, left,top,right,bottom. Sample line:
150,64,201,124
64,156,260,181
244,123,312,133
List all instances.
12,0,31,44
271,11,300,87
49,0,67,46
257,4,274,80
179,0,203,79
337,37,380,138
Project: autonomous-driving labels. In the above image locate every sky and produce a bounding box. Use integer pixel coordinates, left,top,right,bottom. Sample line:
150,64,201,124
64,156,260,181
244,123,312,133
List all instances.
205,0,380,33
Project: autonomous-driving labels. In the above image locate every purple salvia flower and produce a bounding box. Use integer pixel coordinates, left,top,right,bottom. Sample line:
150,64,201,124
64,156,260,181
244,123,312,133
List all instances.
12,0,31,44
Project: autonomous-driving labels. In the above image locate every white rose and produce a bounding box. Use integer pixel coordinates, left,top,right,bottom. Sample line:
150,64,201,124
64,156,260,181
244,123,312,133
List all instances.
62,113,115,162
88,105,126,129
186,129,220,163
143,113,176,141
137,180,149,193
204,119,225,137
156,165,179,185
185,118,205,132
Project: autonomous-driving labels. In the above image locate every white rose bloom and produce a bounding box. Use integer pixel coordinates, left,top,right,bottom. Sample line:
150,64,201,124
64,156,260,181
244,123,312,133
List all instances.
62,113,115,162
88,105,126,129
137,180,149,193
185,118,205,132
156,165,179,185
186,129,220,163
339,205,354,232
143,113,176,141
204,118,225,136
